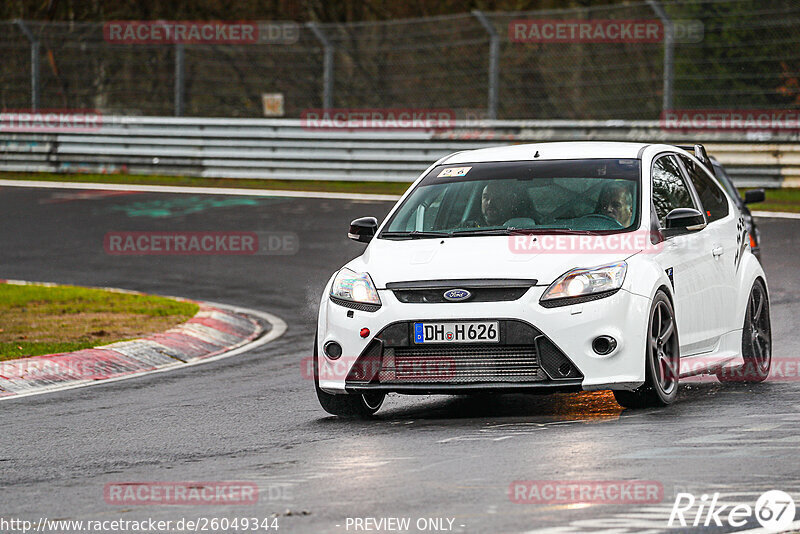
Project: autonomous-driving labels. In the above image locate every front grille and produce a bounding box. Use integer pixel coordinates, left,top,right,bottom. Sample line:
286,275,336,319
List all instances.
378,345,545,383
393,287,529,303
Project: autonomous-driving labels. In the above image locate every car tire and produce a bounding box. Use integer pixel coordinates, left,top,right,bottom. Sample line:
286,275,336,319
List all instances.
613,290,680,409
717,279,771,383
313,335,385,418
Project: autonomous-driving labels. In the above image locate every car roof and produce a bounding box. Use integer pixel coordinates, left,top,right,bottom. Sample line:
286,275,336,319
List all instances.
442,141,649,165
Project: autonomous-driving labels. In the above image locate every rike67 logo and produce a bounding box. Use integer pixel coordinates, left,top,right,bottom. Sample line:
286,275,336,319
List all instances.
669,490,796,530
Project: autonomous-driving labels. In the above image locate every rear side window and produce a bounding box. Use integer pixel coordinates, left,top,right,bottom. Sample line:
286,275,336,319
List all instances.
652,155,696,227
680,156,730,222
712,163,740,202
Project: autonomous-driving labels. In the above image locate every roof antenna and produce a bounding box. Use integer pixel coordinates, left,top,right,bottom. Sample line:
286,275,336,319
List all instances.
534,151,540,158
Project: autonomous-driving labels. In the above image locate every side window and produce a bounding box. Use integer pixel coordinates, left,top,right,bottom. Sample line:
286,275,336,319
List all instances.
712,164,740,201
680,156,730,222
652,155,696,227
393,185,447,231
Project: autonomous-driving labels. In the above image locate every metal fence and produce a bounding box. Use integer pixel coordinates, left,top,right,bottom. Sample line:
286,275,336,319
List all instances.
2,117,798,187
2,0,799,120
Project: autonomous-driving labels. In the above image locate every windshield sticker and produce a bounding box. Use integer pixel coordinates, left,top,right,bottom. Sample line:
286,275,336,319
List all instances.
438,166,472,178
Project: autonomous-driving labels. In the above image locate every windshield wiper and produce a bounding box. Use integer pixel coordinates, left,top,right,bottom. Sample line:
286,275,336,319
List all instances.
451,227,597,236
381,230,452,239
513,228,605,236
450,227,530,236
382,228,607,239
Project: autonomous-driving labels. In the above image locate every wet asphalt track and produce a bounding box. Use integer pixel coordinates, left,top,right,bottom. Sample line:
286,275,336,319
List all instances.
1,185,800,534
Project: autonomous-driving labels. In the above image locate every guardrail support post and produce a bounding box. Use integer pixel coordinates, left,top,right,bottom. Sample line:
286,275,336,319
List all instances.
472,10,499,121
307,22,334,109
174,43,185,116
647,0,674,113
15,20,40,111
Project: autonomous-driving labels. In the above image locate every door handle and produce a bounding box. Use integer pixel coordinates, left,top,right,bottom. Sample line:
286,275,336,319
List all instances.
712,246,724,257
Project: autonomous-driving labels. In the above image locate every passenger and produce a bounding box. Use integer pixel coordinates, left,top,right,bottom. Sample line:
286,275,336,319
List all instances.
596,182,633,227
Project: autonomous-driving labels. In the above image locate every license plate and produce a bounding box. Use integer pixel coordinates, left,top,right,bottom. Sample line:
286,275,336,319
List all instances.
413,321,499,344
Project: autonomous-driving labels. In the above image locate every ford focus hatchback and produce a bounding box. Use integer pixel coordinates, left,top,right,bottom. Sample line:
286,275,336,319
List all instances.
314,142,771,416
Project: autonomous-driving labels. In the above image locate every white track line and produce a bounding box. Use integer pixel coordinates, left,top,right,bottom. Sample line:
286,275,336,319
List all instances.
752,210,800,220
0,179,402,202
734,519,800,533
0,301,287,401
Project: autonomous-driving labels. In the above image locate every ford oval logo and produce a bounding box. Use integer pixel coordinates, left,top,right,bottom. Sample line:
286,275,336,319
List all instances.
443,288,472,302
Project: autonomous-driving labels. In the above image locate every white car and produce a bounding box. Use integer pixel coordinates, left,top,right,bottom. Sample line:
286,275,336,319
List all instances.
314,141,771,416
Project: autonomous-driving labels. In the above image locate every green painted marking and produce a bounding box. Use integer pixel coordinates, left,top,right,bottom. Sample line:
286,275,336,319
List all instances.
108,196,282,218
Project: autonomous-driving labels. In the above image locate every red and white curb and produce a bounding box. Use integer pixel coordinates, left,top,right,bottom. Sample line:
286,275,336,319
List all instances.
0,281,287,400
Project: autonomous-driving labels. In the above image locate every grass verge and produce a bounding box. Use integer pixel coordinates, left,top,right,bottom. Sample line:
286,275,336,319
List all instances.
1,172,798,211
742,188,800,213
0,171,411,196
0,283,199,361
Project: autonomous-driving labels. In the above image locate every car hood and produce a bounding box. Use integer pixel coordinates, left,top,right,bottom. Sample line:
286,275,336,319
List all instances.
348,235,639,288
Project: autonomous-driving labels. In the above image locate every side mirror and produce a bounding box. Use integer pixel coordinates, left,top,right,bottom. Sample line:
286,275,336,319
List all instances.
662,208,706,237
348,216,378,243
744,188,765,205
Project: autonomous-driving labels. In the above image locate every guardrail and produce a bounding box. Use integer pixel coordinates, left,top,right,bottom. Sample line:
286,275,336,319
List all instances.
1,117,799,187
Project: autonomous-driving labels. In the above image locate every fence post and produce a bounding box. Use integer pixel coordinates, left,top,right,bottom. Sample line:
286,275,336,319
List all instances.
174,43,185,116
14,20,40,111
307,22,334,109
647,0,674,113
472,10,499,121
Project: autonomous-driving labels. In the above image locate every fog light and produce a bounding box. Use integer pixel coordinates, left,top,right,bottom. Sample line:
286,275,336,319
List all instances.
360,328,370,338
592,336,617,355
324,341,342,360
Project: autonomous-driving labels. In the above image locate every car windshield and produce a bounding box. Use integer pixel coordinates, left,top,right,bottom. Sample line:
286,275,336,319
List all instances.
381,159,640,238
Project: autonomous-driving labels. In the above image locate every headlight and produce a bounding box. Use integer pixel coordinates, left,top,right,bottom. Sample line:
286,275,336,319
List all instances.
330,268,381,305
540,261,627,305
